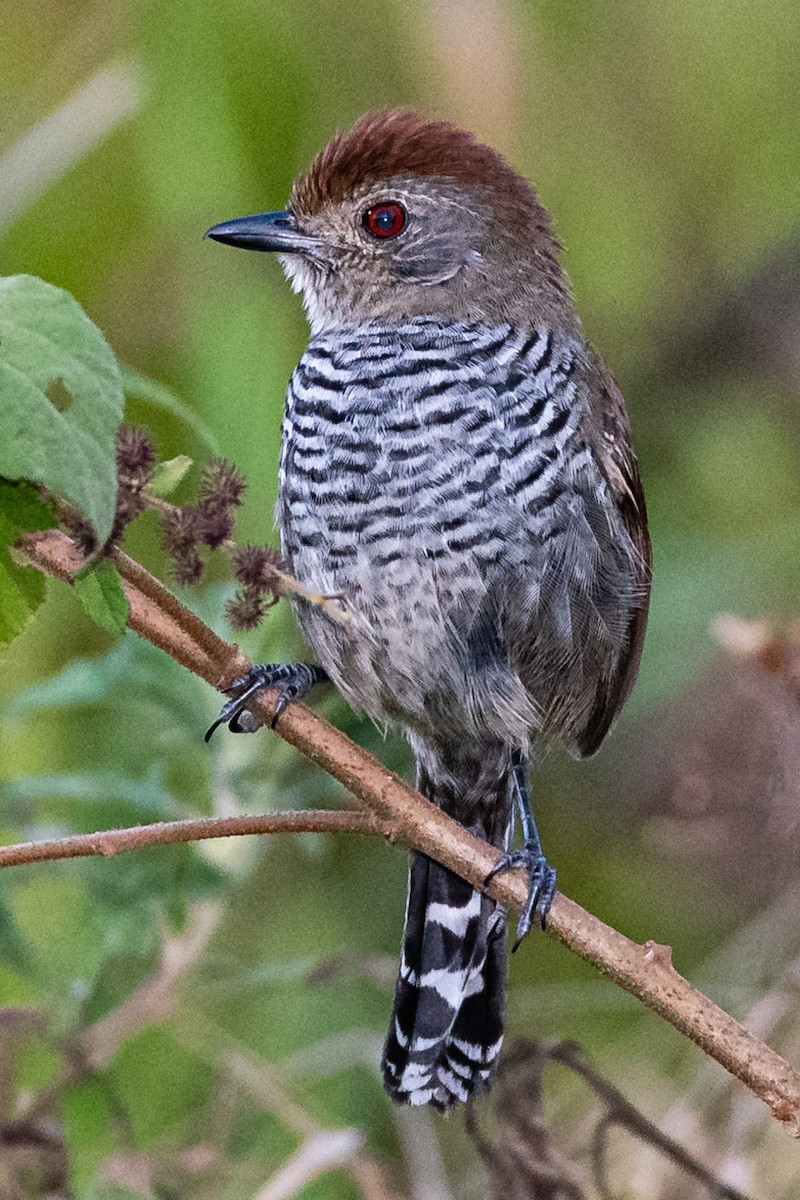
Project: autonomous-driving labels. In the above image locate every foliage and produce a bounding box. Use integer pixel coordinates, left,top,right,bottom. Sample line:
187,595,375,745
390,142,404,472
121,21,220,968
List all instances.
0,275,122,544
0,480,54,642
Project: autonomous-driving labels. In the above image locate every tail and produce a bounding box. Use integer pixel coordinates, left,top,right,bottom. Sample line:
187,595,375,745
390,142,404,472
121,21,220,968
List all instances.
381,851,507,1110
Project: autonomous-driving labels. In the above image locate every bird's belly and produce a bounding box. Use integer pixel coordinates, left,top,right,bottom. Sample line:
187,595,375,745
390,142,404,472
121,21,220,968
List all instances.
280,430,544,744
276,323,642,748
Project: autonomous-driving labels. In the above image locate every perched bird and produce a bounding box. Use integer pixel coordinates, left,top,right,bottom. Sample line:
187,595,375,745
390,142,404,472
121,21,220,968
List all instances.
206,110,651,1111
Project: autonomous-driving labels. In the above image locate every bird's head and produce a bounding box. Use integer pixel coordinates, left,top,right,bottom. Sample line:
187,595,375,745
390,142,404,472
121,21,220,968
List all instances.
207,110,575,336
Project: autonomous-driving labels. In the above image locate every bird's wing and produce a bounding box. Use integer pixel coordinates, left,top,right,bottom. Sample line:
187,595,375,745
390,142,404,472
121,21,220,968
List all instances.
576,360,652,756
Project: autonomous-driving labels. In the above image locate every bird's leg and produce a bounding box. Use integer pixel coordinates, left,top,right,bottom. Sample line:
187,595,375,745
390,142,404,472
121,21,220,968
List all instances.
484,749,557,947
205,663,329,741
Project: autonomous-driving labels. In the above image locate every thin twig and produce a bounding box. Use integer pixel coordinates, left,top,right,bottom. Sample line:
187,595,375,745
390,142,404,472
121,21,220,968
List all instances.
16,528,800,1136
251,1129,363,1200
546,1041,754,1200
0,811,386,869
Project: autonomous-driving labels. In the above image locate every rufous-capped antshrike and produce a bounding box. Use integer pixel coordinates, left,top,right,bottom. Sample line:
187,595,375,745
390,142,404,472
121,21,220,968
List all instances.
205,110,651,1111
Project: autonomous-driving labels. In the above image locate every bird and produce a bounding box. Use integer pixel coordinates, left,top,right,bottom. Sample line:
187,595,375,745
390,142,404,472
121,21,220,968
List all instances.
205,110,651,1112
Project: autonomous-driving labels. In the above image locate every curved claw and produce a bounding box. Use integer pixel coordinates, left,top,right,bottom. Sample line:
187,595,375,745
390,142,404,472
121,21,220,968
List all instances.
485,846,557,947
204,716,226,743
205,663,328,742
204,676,269,742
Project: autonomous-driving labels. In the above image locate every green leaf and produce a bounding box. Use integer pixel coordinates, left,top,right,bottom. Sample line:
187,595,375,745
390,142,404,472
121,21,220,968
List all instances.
147,453,193,497
0,478,57,645
0,547,45,645
4,632,207,727
0,275,123,544
73,558,130,636
0,896,37,978
0,477,57,536
120,364,219,453
5,765,191,821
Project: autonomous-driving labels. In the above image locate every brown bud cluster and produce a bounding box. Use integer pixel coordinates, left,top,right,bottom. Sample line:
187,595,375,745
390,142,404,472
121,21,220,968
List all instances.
159,457,246,584
160,505,204,586
151,452,285,629
60,423,285,632
225,543,288,629
111,424,157,542
195,457,247,548
61,424,156,554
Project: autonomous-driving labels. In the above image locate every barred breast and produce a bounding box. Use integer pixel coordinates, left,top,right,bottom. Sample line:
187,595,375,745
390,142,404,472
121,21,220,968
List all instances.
278,317,641,752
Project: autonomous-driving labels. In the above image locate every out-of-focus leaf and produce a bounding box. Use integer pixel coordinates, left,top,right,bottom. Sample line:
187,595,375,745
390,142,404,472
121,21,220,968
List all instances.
0,480,54,644
8,874,110,1023
0,275,123,543
4,634,205,728
0,535,46,648
83,850,222,949
146,453,193,496
108,1025,212,1145
4,637,146,715
73,558,130,636
4,765,191,821
62,1082,121,1197
121,364,219,453
0,895,37,978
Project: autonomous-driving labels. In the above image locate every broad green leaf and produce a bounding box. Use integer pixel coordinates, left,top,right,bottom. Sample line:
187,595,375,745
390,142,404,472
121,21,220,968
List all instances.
0,479,56,644
147,453,193,497
0,275,123,543
120,364,219,453
73,558,130,636
0,477,57,535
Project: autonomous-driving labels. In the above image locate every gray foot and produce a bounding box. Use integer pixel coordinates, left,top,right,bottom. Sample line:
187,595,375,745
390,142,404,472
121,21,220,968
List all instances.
205,662,328,741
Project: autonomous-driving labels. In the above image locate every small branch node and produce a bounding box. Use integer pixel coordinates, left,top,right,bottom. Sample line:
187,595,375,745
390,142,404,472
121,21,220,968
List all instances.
94,836,120,858
642,939,674,969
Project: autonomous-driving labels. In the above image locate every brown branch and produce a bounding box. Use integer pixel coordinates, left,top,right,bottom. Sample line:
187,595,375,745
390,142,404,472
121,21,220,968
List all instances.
17,528,800,1136
0,811,386,869
548,1040,753,1200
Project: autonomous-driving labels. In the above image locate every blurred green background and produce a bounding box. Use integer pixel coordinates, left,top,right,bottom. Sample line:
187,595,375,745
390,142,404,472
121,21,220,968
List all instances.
1,1,799,1196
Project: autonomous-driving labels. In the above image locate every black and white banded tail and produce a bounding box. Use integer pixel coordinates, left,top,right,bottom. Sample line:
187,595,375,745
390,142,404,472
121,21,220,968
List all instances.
382,747,513,1110
382,852,506,1110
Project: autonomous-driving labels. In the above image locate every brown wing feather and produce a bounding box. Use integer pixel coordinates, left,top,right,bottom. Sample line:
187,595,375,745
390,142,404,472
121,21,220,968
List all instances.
577,364,652,757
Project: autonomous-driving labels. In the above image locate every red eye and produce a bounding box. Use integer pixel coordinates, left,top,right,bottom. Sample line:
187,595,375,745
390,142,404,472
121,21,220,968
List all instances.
364,202,407,239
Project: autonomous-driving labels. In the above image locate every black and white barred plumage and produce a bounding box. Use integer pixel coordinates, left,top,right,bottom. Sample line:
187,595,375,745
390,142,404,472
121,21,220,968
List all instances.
278,320,643,1108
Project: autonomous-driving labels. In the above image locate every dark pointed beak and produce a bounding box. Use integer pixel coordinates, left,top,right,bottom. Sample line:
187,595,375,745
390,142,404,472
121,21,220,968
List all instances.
205,210,318,254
